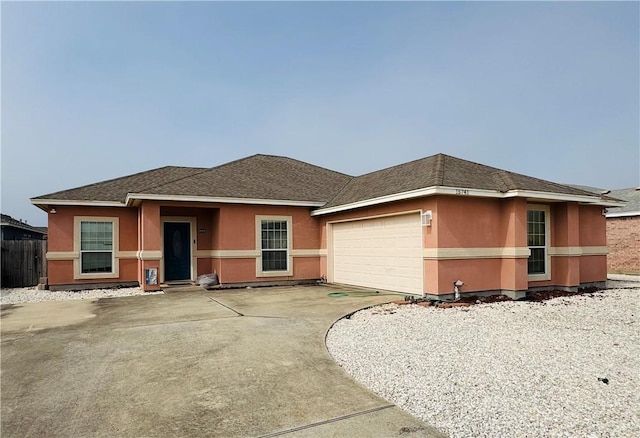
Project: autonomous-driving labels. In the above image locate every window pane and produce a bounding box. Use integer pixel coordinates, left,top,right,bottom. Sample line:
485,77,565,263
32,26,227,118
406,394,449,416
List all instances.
262,250,287,271
82,252,112,273
81,221,113,250
527,212,545,245
528,248,546,274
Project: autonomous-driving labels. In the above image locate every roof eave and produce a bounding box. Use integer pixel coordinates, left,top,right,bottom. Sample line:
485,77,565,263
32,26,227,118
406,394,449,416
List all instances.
0,222,46,234
606,210,640,218
125,193,326,207
313,186,503,216
312,186,617,216
30,198,127,210
504,190,626,206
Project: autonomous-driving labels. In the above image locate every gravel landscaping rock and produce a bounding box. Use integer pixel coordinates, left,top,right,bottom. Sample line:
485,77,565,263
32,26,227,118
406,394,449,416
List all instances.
326,287,640,438
0,286,160,304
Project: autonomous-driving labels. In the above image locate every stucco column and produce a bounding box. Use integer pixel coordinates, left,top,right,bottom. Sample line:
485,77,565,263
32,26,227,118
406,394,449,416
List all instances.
139,202,162,291
554,203,581,287
500,198,528,294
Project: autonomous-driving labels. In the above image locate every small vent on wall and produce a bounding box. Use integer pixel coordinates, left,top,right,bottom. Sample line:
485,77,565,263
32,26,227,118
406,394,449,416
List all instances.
421,210,432,227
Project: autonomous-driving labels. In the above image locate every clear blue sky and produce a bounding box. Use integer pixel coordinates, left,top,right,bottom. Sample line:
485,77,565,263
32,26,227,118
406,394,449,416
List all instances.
2,1,638,225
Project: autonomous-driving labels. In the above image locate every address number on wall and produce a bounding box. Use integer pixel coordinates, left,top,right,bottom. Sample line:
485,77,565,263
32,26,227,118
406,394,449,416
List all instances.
455,189,470,195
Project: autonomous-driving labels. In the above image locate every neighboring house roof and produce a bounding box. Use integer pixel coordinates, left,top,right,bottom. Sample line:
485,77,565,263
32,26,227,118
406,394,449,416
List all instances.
606,188,640,217
31,153,618,213
33,226,49,234
1,213,47,235
567,185,638,217
606,187,640,217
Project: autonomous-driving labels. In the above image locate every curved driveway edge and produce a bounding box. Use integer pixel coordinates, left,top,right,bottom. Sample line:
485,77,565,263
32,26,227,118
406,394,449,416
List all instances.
1,285,444,437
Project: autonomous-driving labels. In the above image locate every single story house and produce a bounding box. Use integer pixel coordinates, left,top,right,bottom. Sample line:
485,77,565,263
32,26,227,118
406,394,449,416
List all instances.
1,214,47,241
31,153,622,298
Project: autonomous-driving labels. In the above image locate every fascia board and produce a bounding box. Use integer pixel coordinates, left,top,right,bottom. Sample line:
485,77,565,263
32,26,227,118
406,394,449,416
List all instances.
30,198,126,208
311,187,440,216
504,190,626,206
126,193,325,207
312,186,614,216
606,211,640,218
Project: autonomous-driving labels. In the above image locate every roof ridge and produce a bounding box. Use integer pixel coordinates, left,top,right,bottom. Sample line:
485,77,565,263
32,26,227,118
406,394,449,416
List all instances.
493,170,513,192
437,154,446,186
509,171,603,197
441,155,604,198
135,166,217,194
319,176,357,207
262,154,354,178
321,153,444,207
136,154,353,198
132,155,266,194
346,152,443,178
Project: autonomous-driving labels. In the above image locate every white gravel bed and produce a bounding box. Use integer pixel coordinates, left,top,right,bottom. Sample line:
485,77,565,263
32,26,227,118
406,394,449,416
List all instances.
326,288,640,438
0,286,160,304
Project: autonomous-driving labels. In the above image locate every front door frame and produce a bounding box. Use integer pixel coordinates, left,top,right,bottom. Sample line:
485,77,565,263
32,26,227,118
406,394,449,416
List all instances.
160,216,197,283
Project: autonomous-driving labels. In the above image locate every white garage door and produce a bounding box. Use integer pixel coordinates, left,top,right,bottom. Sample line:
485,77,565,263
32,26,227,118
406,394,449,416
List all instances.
331,213,423,294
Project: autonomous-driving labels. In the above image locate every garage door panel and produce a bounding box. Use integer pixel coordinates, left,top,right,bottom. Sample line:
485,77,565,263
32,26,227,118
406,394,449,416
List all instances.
332,213,423,294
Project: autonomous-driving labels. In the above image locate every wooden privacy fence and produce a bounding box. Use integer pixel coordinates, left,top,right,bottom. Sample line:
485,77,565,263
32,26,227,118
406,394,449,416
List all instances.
1,240,48,288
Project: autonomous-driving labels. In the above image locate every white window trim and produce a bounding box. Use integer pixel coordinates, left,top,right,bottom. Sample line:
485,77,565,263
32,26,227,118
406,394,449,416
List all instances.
527,205,551,281
255,215,293,277
160,217,197,284
73,216,120,280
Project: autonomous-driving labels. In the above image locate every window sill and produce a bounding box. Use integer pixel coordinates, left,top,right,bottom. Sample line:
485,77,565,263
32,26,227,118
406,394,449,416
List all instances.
528,273,551,282
75,272,119,280
257,270,293,278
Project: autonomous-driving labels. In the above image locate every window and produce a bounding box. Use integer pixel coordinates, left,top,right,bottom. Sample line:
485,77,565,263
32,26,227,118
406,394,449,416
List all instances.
255,215,293,277
80,221,114,273
527,207,550,280
261,220,288,271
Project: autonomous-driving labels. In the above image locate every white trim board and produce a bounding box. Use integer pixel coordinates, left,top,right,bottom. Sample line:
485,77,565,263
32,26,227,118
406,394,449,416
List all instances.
126,193,324,208
312,186,622,216
606,211,640,218
423,247,531,260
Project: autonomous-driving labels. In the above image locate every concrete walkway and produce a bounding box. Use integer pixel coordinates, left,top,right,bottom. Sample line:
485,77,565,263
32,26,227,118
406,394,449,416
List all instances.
1,285,444,437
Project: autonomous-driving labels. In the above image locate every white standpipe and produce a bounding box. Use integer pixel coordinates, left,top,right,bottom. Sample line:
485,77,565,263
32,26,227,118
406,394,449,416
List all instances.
453,280,464,300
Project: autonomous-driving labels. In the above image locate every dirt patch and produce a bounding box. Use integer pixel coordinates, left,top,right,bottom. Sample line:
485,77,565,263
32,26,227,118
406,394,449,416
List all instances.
395,286,606,309
525,286,600,302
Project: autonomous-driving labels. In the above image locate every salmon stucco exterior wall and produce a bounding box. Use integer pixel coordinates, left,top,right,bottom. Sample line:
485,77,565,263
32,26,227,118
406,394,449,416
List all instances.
45,198,609,296
46,206,139,288
46,202,325,291
319,196,607,297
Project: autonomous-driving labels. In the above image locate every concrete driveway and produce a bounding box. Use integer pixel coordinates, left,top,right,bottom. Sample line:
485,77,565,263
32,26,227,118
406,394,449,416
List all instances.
1,285,444,437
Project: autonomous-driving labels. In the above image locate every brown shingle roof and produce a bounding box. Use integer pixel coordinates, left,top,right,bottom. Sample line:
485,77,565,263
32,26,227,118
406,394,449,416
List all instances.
32,155,352,204
32,166,206,203
32,153,610,210
134,154,352,203
322,153,604,208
